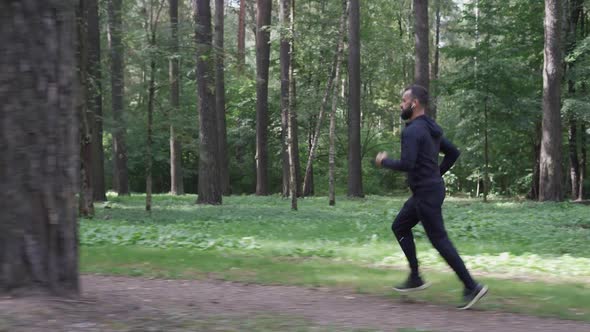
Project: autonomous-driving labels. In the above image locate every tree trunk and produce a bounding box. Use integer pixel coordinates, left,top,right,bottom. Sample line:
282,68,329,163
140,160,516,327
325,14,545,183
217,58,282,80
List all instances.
255,0,272,195
347,0,364,198
280,0,297,209
291,0,302,197
329,0,348,206
87,0,106,202
215,0,230,195
108,0,129,195
580,122,586,200
566,0,583,200
303,0,348,197
145,0,165,211
304,122,315,197
483,96,490,202
569,118,580,200
78,0,95,217
528,122,542,200
146,54,154,211
169,0,184,195
430,0,440,120
539,0,564,201
281,0,291,197
238,0,246,73
281,111,290,196
413,0,430,107
194,0,222,204
0,0,79,294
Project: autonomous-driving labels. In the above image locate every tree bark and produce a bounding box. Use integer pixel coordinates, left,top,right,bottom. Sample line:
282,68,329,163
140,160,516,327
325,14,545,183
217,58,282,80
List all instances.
528,122,542,200
77,0,95,217
329,1,347,205
0,0,80,294
255,0,272,195
347,0,364,198
169,0,184,195
215,0,230,195
569,118,580,200
146,53,155,211
281,0,291,197
108,0,129,195
539,0,564,201
304,122,315,197
87,0,106,202
414,0,430,109
280,0,297,209
145,1,164,211
238,0,246,73
430,0,440,120
483,96,489,202
303,0,347,197
566,0,583,200
194,0,222,204
580,122,586,200
291,0,302,197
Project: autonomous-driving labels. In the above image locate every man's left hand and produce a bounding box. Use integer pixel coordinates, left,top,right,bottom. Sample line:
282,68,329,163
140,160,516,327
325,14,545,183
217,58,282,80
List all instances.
375,152,388,168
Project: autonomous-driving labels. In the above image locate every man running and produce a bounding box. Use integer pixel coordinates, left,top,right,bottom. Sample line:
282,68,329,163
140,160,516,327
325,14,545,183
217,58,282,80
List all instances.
375,85,488,310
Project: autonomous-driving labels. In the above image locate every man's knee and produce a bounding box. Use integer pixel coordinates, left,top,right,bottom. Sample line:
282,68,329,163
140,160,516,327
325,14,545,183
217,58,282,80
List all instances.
391,219,408,238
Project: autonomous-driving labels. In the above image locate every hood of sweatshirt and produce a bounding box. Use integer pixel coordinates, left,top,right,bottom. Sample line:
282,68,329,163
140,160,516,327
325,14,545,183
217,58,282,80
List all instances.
409,115,443,139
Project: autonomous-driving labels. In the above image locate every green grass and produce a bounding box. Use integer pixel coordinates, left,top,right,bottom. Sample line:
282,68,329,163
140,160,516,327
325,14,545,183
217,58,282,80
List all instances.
80,194,590,321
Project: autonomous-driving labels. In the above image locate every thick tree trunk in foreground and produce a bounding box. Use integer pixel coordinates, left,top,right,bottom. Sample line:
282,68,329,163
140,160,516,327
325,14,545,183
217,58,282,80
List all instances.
0,1,79,294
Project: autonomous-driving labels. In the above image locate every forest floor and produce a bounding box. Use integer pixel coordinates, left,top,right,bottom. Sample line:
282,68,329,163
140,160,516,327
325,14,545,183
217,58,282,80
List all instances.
1,275,589,332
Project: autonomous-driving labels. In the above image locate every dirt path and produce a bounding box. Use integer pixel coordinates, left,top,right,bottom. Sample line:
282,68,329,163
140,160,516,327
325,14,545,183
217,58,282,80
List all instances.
0,275,588,332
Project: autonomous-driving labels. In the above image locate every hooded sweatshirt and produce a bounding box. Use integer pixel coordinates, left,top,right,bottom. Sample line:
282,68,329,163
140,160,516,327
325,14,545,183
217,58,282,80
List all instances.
382,115,460,192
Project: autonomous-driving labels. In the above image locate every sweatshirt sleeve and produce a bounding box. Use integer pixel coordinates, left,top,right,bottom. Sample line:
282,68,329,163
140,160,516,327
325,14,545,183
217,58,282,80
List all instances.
382,127,420,172
439,137,460,176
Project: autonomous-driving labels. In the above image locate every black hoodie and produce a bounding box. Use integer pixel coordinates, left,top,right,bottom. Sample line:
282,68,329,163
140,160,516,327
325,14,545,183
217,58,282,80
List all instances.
382,115,460,192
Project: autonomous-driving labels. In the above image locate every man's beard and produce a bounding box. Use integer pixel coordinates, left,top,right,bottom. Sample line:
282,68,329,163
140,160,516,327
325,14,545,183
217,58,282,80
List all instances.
400,104,413,120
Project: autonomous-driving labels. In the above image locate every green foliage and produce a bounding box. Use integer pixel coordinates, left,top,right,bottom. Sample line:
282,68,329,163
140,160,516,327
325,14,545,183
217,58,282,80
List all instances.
95,0,590,197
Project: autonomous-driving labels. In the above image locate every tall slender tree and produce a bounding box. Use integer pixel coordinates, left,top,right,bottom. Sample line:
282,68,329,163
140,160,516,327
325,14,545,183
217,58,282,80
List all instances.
145,0,165,212
255,0,272,195
329,0,348,206
347,0,364,197
238,0,246,73
169,0,184,195
215,0,230,195
303,0,348,197
0,0,79,293
414,0,429,106
87,0,107,202
566,0,584,200
430,0,441,120
280,0,297,209
280,0,292,198
194,0,222,204
108,0,130,195
78,0,95,217
290,0,302,197
539,0,564,201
